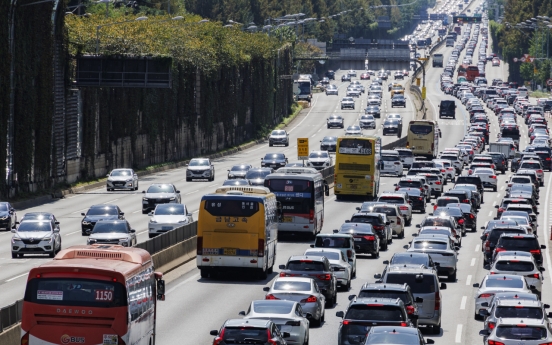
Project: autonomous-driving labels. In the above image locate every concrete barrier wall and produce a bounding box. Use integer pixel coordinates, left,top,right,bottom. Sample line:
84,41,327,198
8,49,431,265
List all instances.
0,324,21,345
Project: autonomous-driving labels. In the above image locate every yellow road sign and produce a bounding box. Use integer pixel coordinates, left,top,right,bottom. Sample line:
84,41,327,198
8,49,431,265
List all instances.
297,138,309,160
422,86,427,100
418,57,428,61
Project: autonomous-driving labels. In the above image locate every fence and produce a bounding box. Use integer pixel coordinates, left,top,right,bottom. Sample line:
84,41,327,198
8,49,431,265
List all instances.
0,300,22,333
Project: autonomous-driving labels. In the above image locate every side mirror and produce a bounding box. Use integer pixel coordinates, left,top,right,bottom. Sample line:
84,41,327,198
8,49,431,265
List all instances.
333,229,339,233
539,267,546,272
374,273,382,279
282,332,291,339
336,311,344,318
142,190,146,193
544,304,550,309
412,233,418,237
310,244,314,248
263,287,270,292
386,222,391,225
348,295,356,301
81,213,86,216
415,297,424,303
120,212,124,216
473,283,480,288
382,260,389,265
279,265,285,270
210,330,219,336
428,213,433,216
130,229,136,233
440,283,447,290
238,311,245,316
494,205,499,208
54,228,60,233
479,330,490,337
410,314,419,319
403,245,409,249
345,220,350,223
176,190,180,194
426,339,435,345
480,226,485,230
416,224,421,228
106,174,110,177
541,245,547,249
483,264,490,270
55,221,60,225
356,207,361,211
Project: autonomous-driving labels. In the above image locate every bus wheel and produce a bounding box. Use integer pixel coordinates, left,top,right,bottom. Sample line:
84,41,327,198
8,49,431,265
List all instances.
258,268,268,280
200,268,209,279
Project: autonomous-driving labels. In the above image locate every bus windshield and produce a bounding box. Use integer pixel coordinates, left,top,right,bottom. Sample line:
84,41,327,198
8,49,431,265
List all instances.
267,179,312,193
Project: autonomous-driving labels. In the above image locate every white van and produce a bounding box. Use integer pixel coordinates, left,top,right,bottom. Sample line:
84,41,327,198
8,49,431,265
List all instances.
517,87,528,99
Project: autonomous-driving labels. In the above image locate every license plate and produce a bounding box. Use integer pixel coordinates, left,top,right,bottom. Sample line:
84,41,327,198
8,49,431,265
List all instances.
347,184,358,189
354,238,362,241
223,248,237,255
162,226,173,231
26,245,38,248
283,216,293,223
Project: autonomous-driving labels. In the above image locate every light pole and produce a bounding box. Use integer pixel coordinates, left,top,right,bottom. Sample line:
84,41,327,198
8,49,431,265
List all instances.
95,16,148,54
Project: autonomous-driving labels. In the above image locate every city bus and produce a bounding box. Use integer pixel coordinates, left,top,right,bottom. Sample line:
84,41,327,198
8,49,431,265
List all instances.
21,245,165,345
334,135,381,200
406,120,441,159
466,65,480,81
264,167,326,237
196,186,279,279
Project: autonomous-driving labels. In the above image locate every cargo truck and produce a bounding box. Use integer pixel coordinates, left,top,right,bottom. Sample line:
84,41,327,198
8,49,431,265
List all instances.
433,54,444,67
489,142,516,159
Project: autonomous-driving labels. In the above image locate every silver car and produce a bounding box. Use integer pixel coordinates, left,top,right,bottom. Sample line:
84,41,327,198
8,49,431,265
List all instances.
240,300,309,345
87,220,137,247
304,248,352,290
148,204,193,238
106,168,138,191
479,318,552,345
359,115,376,129
341,97,355,110
11,220,61,258
186,158,215,181
481,298,550,335
263,277,326,327
268,130,290,147
142,183,181,214
473,274,533,320
489,251,543,297
306,151,332,170
345,125,362,136
407,234,459,281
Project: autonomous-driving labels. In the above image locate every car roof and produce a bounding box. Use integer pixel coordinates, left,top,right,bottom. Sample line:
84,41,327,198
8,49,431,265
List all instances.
351,297,404,306
497,299,542,308
288,255,327,262
305,248,344,255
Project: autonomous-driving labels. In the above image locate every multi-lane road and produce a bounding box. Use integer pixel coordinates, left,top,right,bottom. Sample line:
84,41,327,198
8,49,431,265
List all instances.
2,4,551,345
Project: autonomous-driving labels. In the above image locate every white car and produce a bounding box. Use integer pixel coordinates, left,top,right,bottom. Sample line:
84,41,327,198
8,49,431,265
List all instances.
306,151,333,170
304,248,352,290
106,168,139,191
367,95,382,106
345,125,362,136
359,115,376,129
148,203,193,238
473,274,533,320
489,251,543,297
407,234,458,281
472,167,497,191
240,300,309,345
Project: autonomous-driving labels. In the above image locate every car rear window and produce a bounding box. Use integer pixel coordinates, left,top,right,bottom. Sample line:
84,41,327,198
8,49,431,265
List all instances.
385,273,436,294
287,261,325,271
398,180,422,188
397,151,413,157
378,197,405,204
344,305,405,321
372,207,398,217
223,327,269,342
495,326,546,340
381,155,400,162
273,281,311,291
413,241,448,250
358,290,412,305
437,199,460,207
314,237,351,249
489,229,525,243
421,218,452,228
495,306,543,319
495,260,535,272
485,277,524,288
499,238,539,251
350,215,383,225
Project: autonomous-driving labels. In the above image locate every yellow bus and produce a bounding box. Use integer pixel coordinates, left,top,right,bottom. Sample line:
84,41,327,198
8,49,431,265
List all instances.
406,120,441,159
334,135,381,200
197,186,279,279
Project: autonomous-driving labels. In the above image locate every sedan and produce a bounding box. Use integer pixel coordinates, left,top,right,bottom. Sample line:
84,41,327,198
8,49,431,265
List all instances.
359,115,376,129
11,220,61,258
106,168,138,191
341,97,355,109
87,219,137,247
81,204,124,235
261,153,288,169
320,136,337,152
227,164,252,179
382,119,402,136
142,184,181,214
391,95,407,108
263,277,326,327
365,105,381,118
240,300,310,345
246,168,274,186
307,151,332,170
345,125,362,136
473,274,533,320
407,234,458,281
327,115,344,128
360,73,370,80
325,84,338,95
0,202,17,231
148,203,193,238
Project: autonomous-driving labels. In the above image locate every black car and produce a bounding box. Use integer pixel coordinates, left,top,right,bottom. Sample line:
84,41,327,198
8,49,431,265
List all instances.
327,115,345,128
348,213,392,250
210,319,290,345
341,74,351,82
455,176,484,201
432,206,466,236
0,202,17,231
397,187,426,212
493,233,546,266
261,153,288,169
481,226,527,264
337,223,380,257
80,204,124,236
326,70,335,80
365,105,381,118
447,203,477,232
391,95,407,108
382,119,402,136
533,147,552,171
320,136,338,152
227,164,252,179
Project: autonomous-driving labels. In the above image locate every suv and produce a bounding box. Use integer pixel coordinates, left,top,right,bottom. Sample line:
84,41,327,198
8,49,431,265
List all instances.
375,266,446,334
489,251,544,297
11,220,62,258
380,150,404,176
338,223,380,257
395,148,414,168
488,152,508,174
336,297,413,345
493,233,546,266
268,130,290,147
311,234,357,277
279,255,337,307
186,158,215,181
106,168,139,191
377,192,413,226
86,219,137,247
141,183,182,214
394,178,428,200
518,159,545,186
372,205,405,239
480,298,550,333
417,173,444,198
481,226,528,265
353,283,423,327
80,204,125,235
210,319,290,345
348,213,393,250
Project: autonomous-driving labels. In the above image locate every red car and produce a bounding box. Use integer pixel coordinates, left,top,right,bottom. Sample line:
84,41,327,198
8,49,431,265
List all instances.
360,73,370,80
403,70,409,76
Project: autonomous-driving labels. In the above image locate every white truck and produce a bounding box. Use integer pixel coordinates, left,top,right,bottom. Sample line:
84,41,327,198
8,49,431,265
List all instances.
293,74,313,102
433,54,444,67
489,142,515,159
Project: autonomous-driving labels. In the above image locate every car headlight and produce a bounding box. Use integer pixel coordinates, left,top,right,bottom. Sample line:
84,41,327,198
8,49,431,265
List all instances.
150,219,157,223
186,170,192,175
0,216,7,221
82,221,90,225
88,238,96,244
228,174,234,177
178,219,188,223
12,237,21,242
169,197,176,201
143,197,149,201
205,171,211,176
43,237,52,243
126,179,133,182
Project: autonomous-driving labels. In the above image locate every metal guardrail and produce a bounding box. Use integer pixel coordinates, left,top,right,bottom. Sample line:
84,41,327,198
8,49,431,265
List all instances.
0,300,22,333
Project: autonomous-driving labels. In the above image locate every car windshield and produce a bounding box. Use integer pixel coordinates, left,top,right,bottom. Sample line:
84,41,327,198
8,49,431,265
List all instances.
495,326,547,340
154,204,184,216
501,217,528,225
421,218,452,227
222,179,250,186
309,152,329,158
16,222,51,232
91,222,128,234
347,126,361,131
485,277,524,288
314,237,351,249
110,170,132,177
345,305,405,321
273,281,311,292
495,306,543,319
230,165,249,171
252,301,294,314
189,160,209,166
264,154,285,160
322,137,337,143
358,290,412,304
271,131,286,136
147,185,175,193
246,170,271,179
222,327,269,342
87,207,119,216
384,120,398,125
305,251,341,260
0,204,8,212
343,98,354,102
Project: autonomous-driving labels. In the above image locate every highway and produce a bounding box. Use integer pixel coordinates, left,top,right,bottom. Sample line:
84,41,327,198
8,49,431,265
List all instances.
3,3,551,345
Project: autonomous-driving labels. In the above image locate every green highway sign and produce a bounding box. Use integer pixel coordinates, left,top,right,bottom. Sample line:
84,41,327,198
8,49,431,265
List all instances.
453,15,482,23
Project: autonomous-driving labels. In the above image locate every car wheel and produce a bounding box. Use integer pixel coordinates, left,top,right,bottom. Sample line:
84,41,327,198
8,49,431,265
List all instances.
449,270,457,282
373,250,380,258
381,239,388,251
11,252,17,259
49,250,56,258
432,323,441,334
406,217,412,226
142,209,149,214
398,229,405,239
186,177,191,182
269,142,273,147
493,186,497,192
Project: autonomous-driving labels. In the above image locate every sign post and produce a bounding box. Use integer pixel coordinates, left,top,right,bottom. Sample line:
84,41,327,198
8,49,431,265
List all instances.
297,138,309,164
421,86,427,100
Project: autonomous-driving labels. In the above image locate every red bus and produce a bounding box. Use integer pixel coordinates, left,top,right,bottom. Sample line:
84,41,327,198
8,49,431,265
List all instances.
21,245,165,345
466,65,480,81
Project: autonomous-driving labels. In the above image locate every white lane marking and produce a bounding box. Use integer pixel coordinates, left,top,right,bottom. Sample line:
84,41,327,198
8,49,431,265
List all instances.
311,134,316,137
72,208,89,214
460,296,467,310
497,193,501,198
65,230,81,236
455,324,463,343
104,199,119,204
500,186,504,190
133,210,142,214
207,184,218,188
138,230,148,235
470,258,476,266
544,172,552,286
6,272,28,282
288,96,320,133
488,211,492,216
466,275,472,285
185,190,199,195
492,201,497,207
166,273,201,295
475,244,480,252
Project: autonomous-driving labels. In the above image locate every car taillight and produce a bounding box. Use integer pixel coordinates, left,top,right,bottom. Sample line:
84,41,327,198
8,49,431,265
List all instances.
301,295,318,303
546,158,551,161
347,250,353,258
537,169,543,174
433,205,437,211
373,225,384,231
528,273,540,279
267,330,278,345
530,249,541,255
488,340,504,345
396,217,402,225
213,328,226,345
495,248,506,253
400,322,408,327
484,240,491,252
266,294,279,300
498,207,504,213
309,209,314,224
364,235,376,241
435,181,442,185
399,206,409,210
318,274,331,280
441,169,446,172
468,169,473,174
463,199,470,204
406,305,415,314
434,291,440,310
458,219,465,224
488,322,496,329
491,175,497,179
197,236,203,255
479,293,494,298
258,239,265,257
418,197,423,201
469,214,474,219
